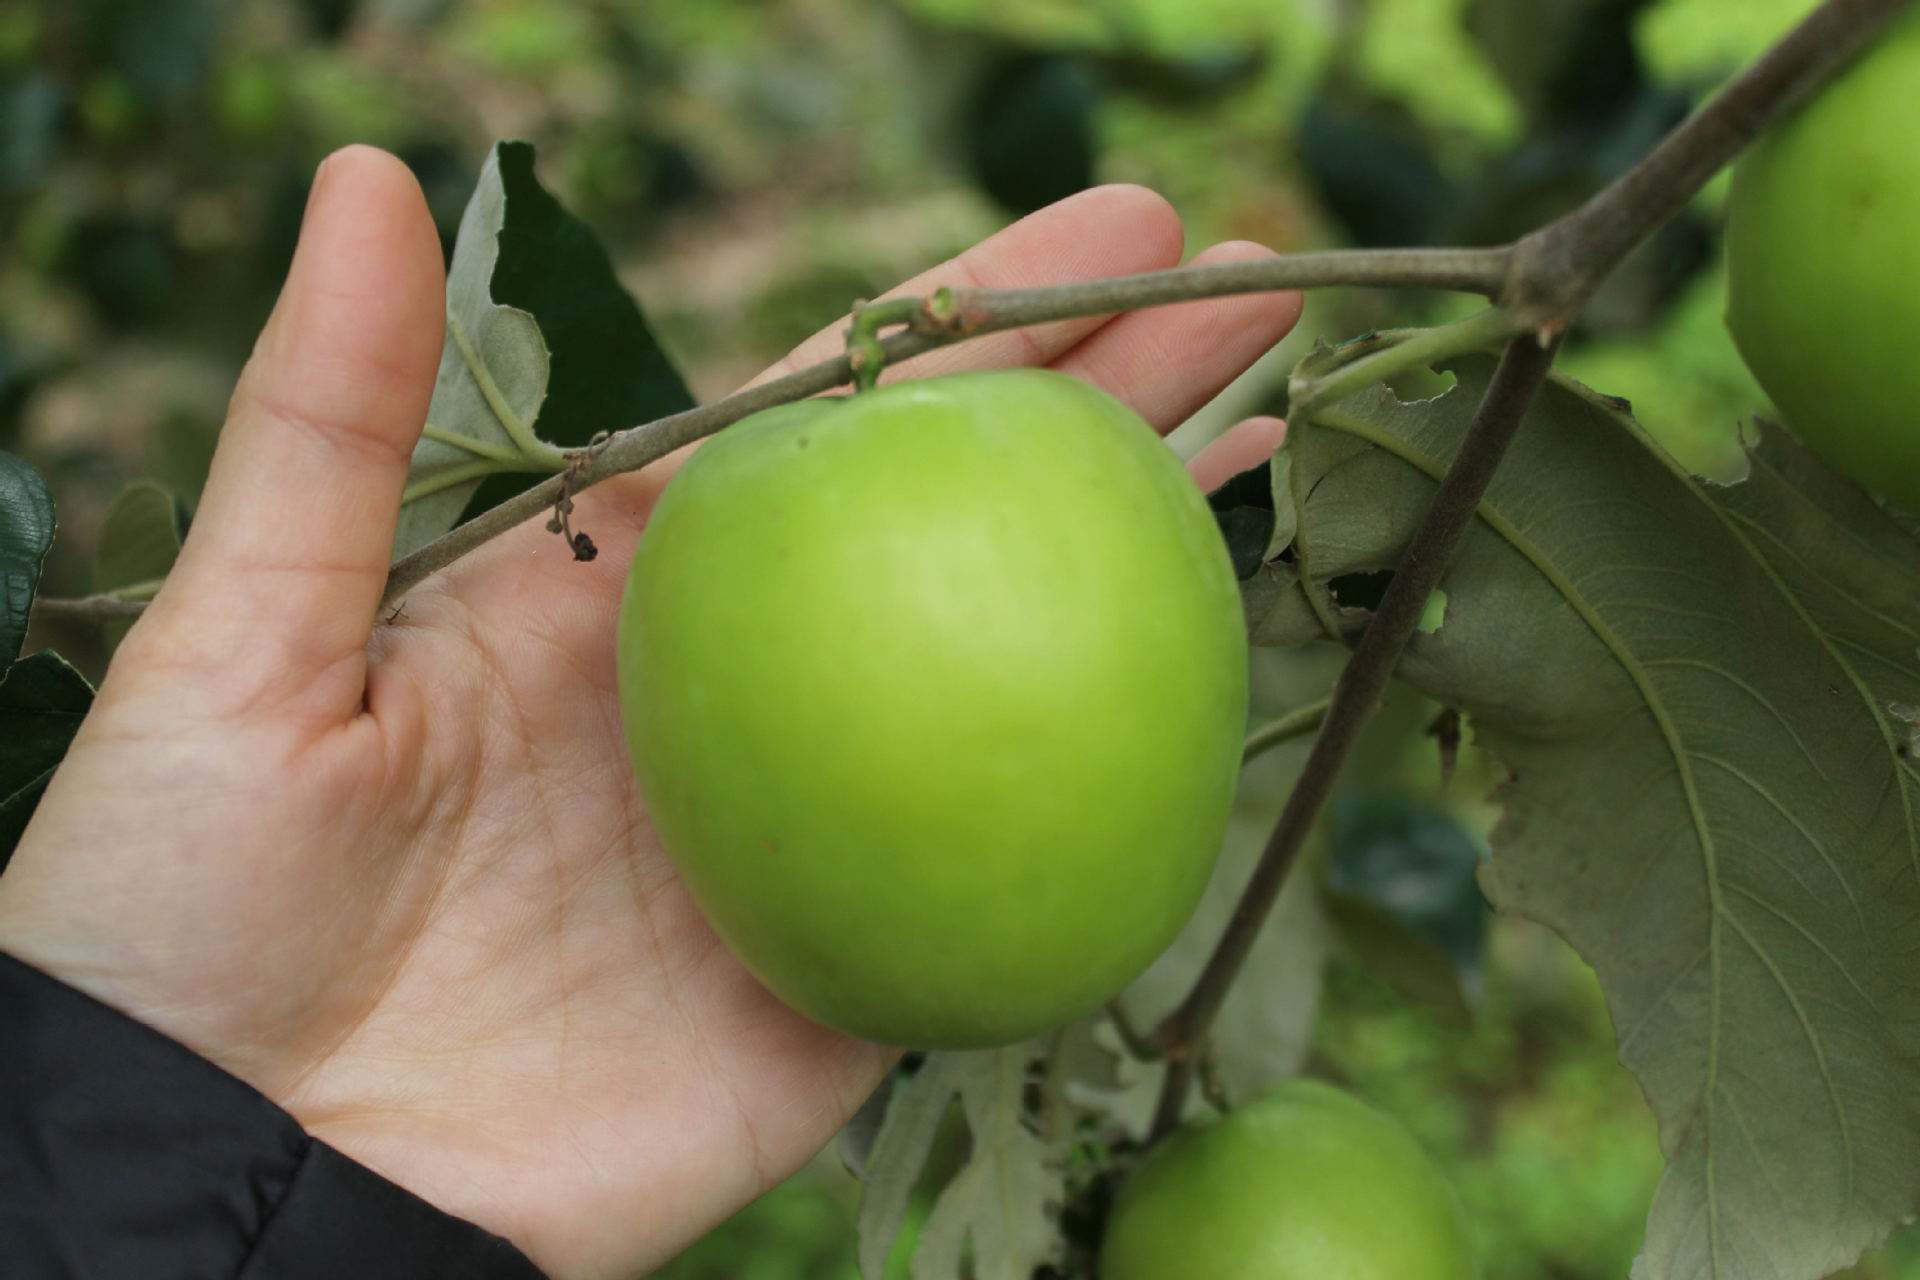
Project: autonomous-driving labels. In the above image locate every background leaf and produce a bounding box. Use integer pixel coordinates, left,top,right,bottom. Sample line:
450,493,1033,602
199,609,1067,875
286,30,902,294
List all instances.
1324,788,1491,1021
92,479,182,594
0,450,54,674
91,479,182,646
1265,359,1920,1280
856,1049,1064,1280
0,650,93,871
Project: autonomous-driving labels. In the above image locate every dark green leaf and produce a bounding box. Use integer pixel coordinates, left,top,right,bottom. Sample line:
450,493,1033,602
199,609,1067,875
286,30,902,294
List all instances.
490,139,694,443
456,140,696,521
0,450,54,673
1296,91,1457,248
1209,458,1278,581
0,651,93,871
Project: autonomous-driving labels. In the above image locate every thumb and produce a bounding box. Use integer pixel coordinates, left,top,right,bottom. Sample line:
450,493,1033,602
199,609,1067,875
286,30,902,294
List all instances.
150,146,444,716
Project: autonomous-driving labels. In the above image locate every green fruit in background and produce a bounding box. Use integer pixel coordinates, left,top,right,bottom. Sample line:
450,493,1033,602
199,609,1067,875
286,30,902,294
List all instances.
1102,1080,1478,1280
1725,10,1920,513
618,369,1247,1048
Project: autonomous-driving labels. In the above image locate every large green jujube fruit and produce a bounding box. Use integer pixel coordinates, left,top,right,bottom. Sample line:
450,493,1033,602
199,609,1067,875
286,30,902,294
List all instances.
618,369,1247,1048
1102,1080,1478,1280
1725,9,1920,513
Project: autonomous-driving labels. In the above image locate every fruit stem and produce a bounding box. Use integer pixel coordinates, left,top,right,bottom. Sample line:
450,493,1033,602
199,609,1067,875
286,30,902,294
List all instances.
845,298,924,392
1242,697,1333,764
1287,308,1521,419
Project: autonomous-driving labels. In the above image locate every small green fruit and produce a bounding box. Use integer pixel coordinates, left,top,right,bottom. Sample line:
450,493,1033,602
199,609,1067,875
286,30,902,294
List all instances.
618,370,1247,1048
1726,11,1920,512
1102,1080,1478,1280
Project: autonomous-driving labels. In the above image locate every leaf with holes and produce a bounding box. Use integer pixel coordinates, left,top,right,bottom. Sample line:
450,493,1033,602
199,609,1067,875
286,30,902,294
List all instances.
1266,356,1920,1280
855,1048,1063,1280
911,1049,1061,1280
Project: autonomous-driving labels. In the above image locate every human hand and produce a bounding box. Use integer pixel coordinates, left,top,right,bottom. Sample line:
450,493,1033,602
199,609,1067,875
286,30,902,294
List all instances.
0,146,1299,1278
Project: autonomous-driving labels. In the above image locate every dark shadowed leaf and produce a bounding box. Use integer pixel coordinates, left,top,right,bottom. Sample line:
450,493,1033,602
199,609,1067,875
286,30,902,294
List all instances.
0,451,54,674
455,141,697,522
0,651,93,871
399,142,694,555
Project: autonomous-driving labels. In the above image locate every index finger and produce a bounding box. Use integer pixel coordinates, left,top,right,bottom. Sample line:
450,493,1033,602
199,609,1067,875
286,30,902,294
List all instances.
750,183,1187,388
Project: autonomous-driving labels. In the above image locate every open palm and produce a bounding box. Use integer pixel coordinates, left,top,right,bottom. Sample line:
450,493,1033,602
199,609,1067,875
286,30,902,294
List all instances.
0,148,1299,1278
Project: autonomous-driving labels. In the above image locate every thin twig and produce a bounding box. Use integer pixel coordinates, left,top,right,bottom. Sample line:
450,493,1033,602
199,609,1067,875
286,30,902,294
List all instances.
1287,306,1519,419
1105,1002,1163,1062
1242,697,1333,764
1146,1057,1196,1141
31,594,152,623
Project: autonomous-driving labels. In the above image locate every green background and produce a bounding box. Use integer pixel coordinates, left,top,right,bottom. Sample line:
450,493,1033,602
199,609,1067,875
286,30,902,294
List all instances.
4,1,1909,1276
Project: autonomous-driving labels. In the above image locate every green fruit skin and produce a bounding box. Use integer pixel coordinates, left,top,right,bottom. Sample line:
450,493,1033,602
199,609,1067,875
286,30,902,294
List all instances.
617,369,1247,1049
1102,1081,1478,1280
1726,11,1920,512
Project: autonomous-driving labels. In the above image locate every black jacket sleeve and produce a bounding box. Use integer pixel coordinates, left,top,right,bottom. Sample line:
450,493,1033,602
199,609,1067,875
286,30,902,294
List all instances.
0,951,548,1279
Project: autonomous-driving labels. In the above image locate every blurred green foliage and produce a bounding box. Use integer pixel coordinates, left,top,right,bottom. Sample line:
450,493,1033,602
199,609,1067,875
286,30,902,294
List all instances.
5,0,1900,1276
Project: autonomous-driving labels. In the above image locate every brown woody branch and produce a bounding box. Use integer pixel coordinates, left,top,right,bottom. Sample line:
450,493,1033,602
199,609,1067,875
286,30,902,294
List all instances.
1143,0,1916,1138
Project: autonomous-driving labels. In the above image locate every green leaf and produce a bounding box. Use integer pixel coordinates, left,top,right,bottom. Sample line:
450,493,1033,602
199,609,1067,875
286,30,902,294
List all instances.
93,480,182,595
458,140,695,519
398,141,696,558
1271,358,1920,1280
1327,791,1488,972
1323,790,1491,1024
0,450,54,674
92,480,182,646
1637,0,1819,84
398,143,554,557
857,1059,962,1280
910,1049,1060,1280
0,651,93,871
856,1049,1063,1280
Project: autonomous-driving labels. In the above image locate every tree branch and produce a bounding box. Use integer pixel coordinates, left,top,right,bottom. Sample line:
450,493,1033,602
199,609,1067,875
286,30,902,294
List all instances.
1140,0,1915,1142
1147,334,1559,1137
1504,0,1916,334
380,247,1510,605
32,594,153,623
